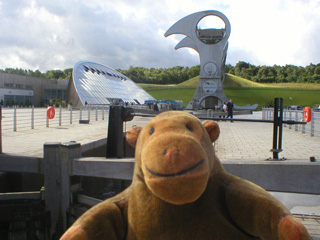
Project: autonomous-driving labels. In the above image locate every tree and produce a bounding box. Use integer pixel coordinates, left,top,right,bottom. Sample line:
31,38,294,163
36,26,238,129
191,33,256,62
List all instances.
45,70,66,80
63,68,73,81
253,66,277,83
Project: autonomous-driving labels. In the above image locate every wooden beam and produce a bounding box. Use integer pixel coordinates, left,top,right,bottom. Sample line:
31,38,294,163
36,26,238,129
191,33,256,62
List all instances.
77,194,102,207
72,157,135,180
222,161,320,194
0,191,42,201
0,155,42,174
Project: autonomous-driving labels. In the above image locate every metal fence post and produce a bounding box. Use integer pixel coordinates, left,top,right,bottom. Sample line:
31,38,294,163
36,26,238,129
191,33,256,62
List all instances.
268,108,273,121
295,111,299,131
289,111,292,129
70,106,72,124
302,110,305,134
266,108,268,120
311,110,315,137
31,105,34,129
59,107,62,126
95,107,98,121
13,106,17,131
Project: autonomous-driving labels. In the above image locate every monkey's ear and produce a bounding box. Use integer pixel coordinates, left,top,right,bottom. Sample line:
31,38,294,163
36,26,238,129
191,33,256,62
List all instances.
202,120,220,143
126,126,143,148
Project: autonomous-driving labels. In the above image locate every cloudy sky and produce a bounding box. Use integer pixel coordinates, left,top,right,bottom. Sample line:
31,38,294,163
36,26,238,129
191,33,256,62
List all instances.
1,0,320,72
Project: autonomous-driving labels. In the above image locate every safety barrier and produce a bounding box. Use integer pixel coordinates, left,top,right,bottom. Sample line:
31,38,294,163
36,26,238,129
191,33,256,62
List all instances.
0,105,152,132
124,98,306,161
0,106,109,132
262,108,320,137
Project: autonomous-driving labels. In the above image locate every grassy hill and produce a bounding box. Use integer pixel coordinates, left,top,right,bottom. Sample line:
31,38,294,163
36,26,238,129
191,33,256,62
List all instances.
224,74,265,88
178,74,266,88
178,73,320,89
140,74,320,109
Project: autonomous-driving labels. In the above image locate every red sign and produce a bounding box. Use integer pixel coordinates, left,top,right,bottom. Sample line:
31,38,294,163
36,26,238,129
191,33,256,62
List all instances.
47,106,55,119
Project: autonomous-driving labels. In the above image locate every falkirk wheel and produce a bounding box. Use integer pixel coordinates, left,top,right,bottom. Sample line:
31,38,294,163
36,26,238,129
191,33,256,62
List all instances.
165,10,257,110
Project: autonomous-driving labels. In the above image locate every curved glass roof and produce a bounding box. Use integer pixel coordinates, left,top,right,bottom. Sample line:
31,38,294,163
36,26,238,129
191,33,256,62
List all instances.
73,61,155,105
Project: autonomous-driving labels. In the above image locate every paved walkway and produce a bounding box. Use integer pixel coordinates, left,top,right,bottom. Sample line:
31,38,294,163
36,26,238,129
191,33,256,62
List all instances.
215,119,320,162
1,111,319,237
2,111,319,161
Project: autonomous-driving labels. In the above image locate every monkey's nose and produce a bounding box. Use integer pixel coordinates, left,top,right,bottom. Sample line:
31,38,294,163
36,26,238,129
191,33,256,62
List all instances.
163,148,180,162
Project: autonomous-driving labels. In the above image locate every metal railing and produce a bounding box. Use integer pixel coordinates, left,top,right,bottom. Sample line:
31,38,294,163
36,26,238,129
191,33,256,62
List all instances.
1,106,109,132
262,108,320,137
1,105,151,132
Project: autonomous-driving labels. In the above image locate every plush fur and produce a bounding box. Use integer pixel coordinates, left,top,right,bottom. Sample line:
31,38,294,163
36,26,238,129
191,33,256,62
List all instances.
61,111,311,240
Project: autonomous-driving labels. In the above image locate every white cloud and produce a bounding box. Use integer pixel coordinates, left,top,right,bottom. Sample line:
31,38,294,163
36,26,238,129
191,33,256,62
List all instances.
0,0,320,72
225,0,320,66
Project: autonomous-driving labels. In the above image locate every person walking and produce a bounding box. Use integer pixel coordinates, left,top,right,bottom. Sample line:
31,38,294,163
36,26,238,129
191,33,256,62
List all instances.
226,99,234,121
222,102,227,118
153,102,159,111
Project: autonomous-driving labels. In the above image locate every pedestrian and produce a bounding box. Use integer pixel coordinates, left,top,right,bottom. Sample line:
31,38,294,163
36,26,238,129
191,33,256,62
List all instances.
223,102,227,112
154,102,159,111
222,102,227,118
226,99,234,121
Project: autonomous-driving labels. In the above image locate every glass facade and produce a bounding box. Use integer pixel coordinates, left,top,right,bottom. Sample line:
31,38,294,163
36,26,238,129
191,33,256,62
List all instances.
73,61,155,105
4,95,34,106
43,88,67,105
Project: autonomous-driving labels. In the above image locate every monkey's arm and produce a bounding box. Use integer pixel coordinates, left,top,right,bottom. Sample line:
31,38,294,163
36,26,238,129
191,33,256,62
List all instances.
223,174,310,240
60,188,131,240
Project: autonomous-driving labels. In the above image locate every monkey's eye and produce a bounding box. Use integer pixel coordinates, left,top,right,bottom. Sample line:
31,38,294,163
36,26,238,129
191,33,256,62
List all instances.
186,124,193,131
149,127,155,135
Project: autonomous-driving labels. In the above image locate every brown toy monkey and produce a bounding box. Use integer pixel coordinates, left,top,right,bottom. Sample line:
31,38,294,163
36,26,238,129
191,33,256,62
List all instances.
61,111,311,240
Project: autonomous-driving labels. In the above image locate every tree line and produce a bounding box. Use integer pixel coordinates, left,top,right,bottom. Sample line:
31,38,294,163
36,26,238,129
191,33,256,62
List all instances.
117,66,200,84
0,68,73,81
225,62,320,84
0,66,200,84
1,62,320,84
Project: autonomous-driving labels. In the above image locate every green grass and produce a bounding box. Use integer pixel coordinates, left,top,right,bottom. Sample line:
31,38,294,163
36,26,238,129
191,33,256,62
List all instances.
177,76,199,87
139,74,320,109
224,74,266,88
264,82,320,89
146,88,196,105
178,74,267,88
224,88,320,108
139,83,178,90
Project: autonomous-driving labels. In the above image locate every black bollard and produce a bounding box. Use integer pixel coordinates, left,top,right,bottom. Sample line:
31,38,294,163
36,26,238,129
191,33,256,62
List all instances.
106,106,134,158
269,98,284,160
